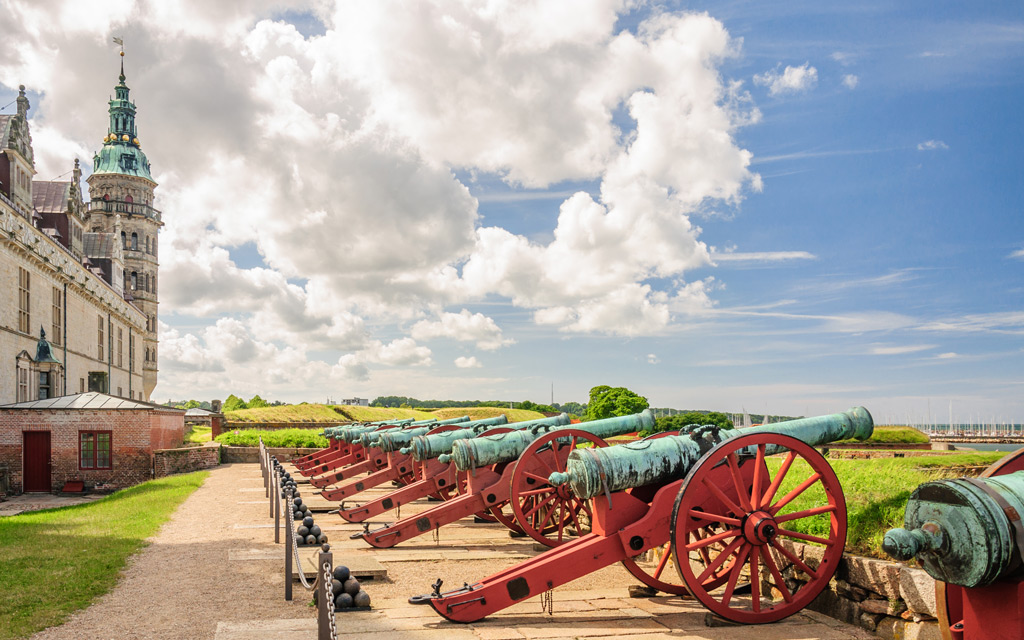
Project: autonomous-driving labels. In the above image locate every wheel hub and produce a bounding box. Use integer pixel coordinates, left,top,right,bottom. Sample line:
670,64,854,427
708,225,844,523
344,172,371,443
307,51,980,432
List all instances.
743,510,777,545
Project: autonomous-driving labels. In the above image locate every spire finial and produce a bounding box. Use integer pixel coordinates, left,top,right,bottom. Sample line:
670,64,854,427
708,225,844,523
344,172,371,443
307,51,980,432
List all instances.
113,36,126,82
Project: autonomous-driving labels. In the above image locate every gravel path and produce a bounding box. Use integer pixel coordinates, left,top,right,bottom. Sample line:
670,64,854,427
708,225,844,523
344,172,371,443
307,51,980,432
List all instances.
29,463,312,640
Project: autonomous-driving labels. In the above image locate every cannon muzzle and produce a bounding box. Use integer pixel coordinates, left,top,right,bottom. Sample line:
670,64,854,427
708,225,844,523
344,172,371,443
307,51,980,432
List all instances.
376,415,508,452
408,414,570,461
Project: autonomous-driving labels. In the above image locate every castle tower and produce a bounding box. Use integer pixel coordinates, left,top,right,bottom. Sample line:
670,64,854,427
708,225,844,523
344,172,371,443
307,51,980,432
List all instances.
86,52,160,400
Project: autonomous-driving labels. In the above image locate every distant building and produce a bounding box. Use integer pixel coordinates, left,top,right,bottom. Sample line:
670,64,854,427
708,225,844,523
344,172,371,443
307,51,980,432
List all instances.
341,397,369,407
0,56,159,404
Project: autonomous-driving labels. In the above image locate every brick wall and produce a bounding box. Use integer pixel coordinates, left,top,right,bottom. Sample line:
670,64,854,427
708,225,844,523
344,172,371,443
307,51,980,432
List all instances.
0,407,184,492
153,445,219,477
149,412,185,451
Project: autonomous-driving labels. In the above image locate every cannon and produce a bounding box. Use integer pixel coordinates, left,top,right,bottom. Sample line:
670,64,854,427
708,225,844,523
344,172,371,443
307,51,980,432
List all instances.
416,407,872,624
315,416,510,500
300,416,472,479
293,418,421,474
882,448,1024,640
337,414,571,523
355,410,656,549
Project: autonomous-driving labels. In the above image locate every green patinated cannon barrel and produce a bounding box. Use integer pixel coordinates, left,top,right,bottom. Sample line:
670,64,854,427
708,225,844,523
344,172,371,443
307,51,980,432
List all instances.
376,415,509,452
448,410,655,471
334,416,470,443
359,416,476,448
549,407,872,500
882,472,1024,588
408,414,571,460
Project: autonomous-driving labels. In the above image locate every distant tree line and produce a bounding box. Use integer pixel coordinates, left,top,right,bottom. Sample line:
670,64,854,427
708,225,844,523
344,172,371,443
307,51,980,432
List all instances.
371,396,577,415
165,394,285,412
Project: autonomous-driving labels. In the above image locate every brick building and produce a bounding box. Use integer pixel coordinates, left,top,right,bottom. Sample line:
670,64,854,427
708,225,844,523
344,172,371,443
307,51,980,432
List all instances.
0,53,159,406
0,392,184,494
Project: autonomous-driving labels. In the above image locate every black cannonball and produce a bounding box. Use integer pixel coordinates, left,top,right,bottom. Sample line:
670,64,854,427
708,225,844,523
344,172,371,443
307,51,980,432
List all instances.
309,525,322,537
293,510,303,520
331,579,343,595
293,490,300,499
335,592,353,609
333,565,350,582
343,577,360,596
300,503,309,513
317,533,328,545
353,590,371,608
297,525,310,537
305,534,317,545
303,516,314,528
293,497,303,508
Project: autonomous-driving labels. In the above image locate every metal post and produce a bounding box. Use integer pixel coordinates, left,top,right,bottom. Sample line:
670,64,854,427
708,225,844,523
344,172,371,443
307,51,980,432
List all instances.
318,544,334,640
269,463,275,518
274,470,280,541
285,486,293,601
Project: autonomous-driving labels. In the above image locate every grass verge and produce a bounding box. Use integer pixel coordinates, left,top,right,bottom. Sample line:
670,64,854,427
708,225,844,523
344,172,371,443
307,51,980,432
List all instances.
216,428,330,448
0,471,208,640
836,425,930,445
768,451,1006,558
183,424,212,444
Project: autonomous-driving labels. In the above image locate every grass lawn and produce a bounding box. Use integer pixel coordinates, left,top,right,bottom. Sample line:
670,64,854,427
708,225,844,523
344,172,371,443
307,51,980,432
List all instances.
0,472,208,640
216,428,330,448
183,424,212,444
837,425,929,445
767,451,1006,558
225,403,351,423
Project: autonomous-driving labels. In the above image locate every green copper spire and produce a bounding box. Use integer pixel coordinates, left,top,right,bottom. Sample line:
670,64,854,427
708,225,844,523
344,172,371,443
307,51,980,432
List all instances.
92,52,155,183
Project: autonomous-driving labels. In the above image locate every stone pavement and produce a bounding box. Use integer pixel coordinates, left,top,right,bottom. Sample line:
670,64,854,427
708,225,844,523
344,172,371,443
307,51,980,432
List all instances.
211,459,877,640
0,491,104,516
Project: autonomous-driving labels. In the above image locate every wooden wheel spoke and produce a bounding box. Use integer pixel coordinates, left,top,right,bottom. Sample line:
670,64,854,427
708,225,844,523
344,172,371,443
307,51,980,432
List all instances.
653,542,672,579
774,504,837,524
759,450,796,509
566,499,584,532
702,477,746,518
523,470,553,485
537,496,560,531
761,546,793,603
555,502,566,540
696,537,744,584
525,492,558,519
727,453,754,512
751,444,765,508
769,539,819,580
750,547,761,613
685,527,741,551
777,527,835,547
769,472,823,515
721,545,752,607
688,509,741,527
519,485,557,498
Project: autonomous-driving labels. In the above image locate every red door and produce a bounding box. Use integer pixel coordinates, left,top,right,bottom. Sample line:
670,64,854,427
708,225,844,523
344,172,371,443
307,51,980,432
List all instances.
23,431,52,492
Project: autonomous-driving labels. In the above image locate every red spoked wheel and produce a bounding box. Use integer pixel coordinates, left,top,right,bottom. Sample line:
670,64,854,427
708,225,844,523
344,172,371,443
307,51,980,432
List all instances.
671,432,847,624
509,429,606,546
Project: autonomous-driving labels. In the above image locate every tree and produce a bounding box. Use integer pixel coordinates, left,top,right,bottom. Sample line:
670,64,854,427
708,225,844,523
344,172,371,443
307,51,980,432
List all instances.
247,394,270,408
650,411,733,435
585,385,649,421
223,394,247,412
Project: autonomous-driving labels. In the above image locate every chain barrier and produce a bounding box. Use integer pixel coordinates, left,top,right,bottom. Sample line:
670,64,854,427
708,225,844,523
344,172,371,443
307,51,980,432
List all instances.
323,560,338,640
541,588,554,615
285,491,317,591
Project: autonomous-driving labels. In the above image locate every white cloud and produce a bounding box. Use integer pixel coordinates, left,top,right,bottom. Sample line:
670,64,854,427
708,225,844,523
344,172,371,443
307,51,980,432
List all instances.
647,353,660,364
712,250,816,263
936,352,958,359
830,51,855,66
1010,248,1024,260
917,140,949,151
869,344,936,356
842,74,859,89
455,356,482,369
410,310,514,351
754,63,818,96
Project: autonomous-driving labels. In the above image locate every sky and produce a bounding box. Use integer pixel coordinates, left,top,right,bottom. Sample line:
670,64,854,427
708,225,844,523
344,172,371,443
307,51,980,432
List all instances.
0,1,1022,424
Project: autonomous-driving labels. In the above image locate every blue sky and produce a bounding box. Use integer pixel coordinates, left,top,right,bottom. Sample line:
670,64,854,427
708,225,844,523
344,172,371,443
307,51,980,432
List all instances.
0,1,1021,423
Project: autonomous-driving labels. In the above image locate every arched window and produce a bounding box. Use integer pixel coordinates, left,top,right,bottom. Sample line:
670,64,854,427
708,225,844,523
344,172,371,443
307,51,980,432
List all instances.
131,271,137,290
121,231,127,248
125,195,133,204
131,232,138,251
145,273,150,292
145,236,150,253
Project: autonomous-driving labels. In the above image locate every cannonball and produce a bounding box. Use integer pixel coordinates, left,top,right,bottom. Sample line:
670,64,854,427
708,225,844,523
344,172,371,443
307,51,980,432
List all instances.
317,533,328,545
343,577,360,596
293,490,301,498
305,534,317,545
335,592,353,609
297,525,310,537
303,516,314,528
309,524,322,537
333,565,350,582
293,510,303,520
331,579,343,596
353,590,371,608
293,497,303,508
300,504,309,513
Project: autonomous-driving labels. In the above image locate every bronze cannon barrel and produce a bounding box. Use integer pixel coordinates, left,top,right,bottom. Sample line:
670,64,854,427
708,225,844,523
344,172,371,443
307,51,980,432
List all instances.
408,414,571,460
448,410,655,471
376,415,508,452
549,407,872,500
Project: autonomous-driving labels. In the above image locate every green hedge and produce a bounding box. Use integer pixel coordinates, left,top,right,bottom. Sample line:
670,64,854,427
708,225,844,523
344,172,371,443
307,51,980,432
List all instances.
215,429,329,448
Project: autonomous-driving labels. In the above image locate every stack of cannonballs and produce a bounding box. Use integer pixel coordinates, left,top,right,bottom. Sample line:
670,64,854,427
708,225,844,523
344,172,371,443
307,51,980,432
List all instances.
329,565,372,610
294,500,327,546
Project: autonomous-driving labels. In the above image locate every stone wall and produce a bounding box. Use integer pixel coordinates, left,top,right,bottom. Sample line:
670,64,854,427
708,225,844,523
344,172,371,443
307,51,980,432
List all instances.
221,446,319,463
224,422,345,430
776,540,940,639
153,445,220,477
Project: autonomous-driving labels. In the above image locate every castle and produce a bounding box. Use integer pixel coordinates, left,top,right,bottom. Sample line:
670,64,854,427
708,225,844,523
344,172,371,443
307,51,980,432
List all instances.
0,56,160,403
